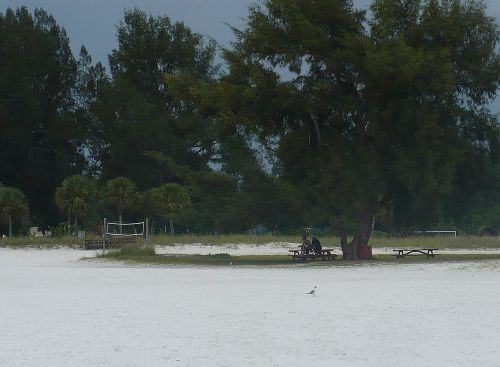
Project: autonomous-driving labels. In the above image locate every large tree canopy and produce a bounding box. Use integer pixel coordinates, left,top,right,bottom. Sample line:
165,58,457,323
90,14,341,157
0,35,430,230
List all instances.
171,0,499,257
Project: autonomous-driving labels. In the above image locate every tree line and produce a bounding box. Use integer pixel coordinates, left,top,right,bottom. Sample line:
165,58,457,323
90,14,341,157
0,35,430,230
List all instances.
0,2,499,258
55,176,191,236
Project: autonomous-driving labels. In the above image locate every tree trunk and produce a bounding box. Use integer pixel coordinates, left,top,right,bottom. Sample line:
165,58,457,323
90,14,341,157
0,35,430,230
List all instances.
336,216,348,259
308,112,321,146
343,212,374,260
169,219,174,237
119,212,123,234
75,215,79,234
67,209,71,235
8,215,12,237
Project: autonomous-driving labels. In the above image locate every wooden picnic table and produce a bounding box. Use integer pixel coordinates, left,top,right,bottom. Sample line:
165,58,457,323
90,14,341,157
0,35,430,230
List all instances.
392,248,439,258
289,248,337,262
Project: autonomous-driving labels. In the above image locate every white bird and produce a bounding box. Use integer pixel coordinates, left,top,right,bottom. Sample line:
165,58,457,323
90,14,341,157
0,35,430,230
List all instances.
307,286,317,297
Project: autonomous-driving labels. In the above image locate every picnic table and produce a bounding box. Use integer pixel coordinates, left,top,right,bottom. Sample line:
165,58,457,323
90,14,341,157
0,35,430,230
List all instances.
84,238,107,250
392,248,439,258
289,248,337,262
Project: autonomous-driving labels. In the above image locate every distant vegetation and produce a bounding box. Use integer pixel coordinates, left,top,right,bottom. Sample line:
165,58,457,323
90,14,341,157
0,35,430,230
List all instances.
0,2,498,259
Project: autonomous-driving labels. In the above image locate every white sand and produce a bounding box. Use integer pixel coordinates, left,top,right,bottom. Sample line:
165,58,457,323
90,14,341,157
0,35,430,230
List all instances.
1,248,499,367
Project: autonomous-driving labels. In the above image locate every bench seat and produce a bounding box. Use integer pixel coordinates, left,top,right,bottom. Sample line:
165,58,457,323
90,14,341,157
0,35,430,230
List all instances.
289,249,337,262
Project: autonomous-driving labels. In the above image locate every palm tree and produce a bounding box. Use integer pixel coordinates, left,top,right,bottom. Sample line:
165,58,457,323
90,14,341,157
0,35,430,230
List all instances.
104,177,137,233
0,186,29,237
150,183,192,236
55,186,72,235
55,175,98,233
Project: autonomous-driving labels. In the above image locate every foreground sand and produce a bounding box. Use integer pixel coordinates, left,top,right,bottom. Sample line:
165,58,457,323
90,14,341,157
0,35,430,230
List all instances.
1,248,499,367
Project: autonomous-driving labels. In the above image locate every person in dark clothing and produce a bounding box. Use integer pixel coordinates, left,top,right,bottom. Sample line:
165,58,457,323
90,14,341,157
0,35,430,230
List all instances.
301,235,312,255
311,235,322,254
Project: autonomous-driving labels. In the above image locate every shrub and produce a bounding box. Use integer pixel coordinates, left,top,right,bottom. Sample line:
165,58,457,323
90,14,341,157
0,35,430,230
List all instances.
119,245,156,257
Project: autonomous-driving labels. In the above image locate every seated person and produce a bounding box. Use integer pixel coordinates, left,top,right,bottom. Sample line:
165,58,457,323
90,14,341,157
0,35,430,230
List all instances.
301,235,312,255
311,235,322,254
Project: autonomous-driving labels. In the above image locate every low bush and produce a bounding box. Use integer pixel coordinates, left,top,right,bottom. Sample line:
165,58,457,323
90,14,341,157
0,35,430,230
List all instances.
119,245,156,257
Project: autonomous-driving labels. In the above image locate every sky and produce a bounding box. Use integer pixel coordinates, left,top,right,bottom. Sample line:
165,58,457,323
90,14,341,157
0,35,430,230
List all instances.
2,0,499,112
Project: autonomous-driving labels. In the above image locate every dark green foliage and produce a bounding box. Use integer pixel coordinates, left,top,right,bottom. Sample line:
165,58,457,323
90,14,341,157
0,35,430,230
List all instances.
104,177,138,222
91,8,219,188
55,175,98,231
146,183,192,235
0,4,498,238
0,7,85,226
0,186,29,236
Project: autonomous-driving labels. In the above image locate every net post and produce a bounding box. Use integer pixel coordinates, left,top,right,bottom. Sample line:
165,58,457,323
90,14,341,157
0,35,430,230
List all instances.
103,218,107,252
145,217,149,243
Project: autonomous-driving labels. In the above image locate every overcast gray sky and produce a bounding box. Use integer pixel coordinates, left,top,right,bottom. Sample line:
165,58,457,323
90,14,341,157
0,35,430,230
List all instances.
2,0,499,112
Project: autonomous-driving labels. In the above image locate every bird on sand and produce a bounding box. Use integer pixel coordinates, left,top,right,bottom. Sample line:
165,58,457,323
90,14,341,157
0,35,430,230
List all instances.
307,286,317,297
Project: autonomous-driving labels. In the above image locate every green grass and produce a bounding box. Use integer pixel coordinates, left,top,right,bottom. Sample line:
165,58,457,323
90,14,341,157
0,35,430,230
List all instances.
96,246,500,266
119,244,156,257
368,235,500,249
373,253,500,263
98,245,290,265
